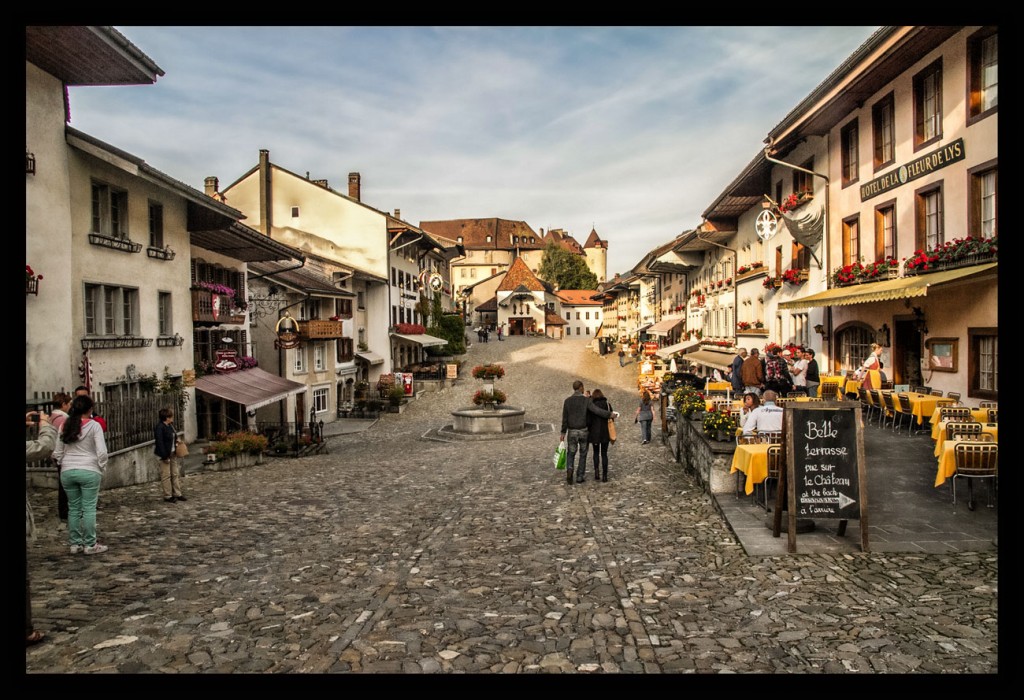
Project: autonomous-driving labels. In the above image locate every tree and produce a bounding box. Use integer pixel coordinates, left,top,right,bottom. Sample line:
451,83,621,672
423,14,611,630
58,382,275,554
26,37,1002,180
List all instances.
537,240,598,290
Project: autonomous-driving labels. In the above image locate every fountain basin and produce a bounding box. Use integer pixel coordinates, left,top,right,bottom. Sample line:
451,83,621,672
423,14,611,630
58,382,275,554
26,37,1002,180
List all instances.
450,405,526,434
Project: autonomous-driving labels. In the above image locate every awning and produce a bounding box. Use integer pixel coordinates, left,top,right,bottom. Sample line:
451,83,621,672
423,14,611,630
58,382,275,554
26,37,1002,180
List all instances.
194,367,305,411
391,333,448,347
778,263,998,310
654,337,700,359
682,349,735,372
646,318,684,337
636,323,652,334
356,351,384,365
594,323,603,338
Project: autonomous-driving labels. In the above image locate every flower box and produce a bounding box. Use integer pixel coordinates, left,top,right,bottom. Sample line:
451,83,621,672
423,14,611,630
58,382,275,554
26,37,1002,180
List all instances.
779,191,813,214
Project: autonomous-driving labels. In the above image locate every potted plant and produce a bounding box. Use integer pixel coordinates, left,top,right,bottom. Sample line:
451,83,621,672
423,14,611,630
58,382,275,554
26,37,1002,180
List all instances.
672,385,706,420
703,410,739,441
779,191,813,213
472,388,507,408
471,363,505,380
781,268,806,286
387,385,405,411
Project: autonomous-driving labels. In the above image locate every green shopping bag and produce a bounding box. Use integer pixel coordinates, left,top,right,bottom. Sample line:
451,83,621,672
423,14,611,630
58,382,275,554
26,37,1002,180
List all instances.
553,440,567,470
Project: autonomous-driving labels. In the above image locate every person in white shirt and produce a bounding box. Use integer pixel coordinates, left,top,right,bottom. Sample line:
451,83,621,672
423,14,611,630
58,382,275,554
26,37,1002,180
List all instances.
790,351,808,395
742,390,784,436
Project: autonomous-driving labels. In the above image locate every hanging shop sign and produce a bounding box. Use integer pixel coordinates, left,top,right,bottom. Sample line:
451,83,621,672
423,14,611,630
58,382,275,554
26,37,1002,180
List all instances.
860,138,965,202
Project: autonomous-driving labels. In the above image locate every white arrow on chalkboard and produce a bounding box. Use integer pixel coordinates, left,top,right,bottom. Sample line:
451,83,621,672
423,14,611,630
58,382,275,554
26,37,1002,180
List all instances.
838,492,857,510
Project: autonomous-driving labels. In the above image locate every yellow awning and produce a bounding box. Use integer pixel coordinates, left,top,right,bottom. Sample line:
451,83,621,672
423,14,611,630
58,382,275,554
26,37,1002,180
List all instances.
778,263,997,310
682,349,735,372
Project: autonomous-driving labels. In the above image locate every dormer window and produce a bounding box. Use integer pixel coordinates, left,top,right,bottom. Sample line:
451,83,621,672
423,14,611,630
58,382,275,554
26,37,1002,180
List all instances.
486,235,492,242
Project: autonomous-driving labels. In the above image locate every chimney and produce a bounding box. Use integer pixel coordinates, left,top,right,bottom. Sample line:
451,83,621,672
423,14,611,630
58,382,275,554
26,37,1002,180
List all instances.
204,176,219,197
348,172,361,201
393,208,400,220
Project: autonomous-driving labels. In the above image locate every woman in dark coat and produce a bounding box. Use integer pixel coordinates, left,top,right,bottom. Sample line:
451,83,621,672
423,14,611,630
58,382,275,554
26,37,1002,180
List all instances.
587,389,613,482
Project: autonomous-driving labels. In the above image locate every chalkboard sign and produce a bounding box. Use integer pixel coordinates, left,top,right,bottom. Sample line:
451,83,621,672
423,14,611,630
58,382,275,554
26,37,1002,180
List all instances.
781,404,869,552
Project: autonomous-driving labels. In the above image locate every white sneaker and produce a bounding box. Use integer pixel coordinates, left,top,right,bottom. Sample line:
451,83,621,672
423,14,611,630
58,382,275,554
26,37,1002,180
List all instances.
84,543,108,555
69,545,82,554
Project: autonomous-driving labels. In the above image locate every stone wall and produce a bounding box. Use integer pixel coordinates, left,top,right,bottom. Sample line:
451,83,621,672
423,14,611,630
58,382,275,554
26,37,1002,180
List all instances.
671,416,737,495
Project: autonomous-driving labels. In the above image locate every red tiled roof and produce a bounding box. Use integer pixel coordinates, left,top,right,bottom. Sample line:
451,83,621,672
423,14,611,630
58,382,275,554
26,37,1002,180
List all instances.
496,257,546,292
544,310,567,326
475,296,497,312
419,218,543,250
583,228,607,249
556,290,602,305
544,228,584,255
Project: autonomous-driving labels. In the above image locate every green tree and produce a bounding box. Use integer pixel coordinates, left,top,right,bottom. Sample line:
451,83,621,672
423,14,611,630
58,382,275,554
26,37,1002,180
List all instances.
427,312,467,356
537,240,598,290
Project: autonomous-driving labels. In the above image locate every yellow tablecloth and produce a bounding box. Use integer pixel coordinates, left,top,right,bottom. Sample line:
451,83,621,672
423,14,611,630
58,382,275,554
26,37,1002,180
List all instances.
935,438,998,487
932,423,998,456
843,378,861,396
907,393,953,425
705,381,731,393
817,380,845,400
730,443,772,496
706,399,742,412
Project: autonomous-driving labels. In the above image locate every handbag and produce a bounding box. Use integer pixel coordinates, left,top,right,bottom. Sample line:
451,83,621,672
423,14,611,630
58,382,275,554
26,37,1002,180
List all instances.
607,418,617,444
553,440,567,470
174,439,189,458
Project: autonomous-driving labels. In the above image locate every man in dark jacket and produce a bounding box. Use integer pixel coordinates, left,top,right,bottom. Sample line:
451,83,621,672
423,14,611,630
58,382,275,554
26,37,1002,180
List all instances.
154,408,187,503
560,380,612,484
730,348,747,394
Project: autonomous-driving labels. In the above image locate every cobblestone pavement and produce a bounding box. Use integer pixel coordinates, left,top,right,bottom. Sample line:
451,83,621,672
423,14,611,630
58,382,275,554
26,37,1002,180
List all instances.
26,336,998,675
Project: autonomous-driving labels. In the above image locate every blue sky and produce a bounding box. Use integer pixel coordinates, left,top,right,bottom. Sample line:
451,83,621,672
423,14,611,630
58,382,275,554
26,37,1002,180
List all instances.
68,26,879,276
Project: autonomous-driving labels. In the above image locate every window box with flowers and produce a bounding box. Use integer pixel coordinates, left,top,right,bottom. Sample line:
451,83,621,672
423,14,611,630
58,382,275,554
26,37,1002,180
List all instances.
471,363,505,380
736,321,767,336
778,191,814,214
904,235,998,276
762,275,781,290
781,268,807,286
26,265,42,295
703,409,739,441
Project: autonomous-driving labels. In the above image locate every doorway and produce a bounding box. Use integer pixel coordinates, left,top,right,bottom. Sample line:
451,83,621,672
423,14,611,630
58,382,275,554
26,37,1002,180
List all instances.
893,317,923,387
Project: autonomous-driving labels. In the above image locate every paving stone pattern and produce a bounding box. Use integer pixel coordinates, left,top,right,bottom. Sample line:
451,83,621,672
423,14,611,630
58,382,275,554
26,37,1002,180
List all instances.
26,336,997,674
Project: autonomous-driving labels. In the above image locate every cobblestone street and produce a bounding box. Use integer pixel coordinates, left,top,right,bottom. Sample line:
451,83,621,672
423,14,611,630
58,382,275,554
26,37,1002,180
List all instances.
26,336,998,675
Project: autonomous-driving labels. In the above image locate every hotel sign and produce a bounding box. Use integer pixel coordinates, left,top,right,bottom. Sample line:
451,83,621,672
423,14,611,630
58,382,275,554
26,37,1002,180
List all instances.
860,139,965,202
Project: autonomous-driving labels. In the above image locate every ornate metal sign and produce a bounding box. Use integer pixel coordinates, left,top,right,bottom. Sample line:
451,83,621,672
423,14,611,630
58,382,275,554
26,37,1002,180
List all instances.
274,313,301,350
756,209,779,241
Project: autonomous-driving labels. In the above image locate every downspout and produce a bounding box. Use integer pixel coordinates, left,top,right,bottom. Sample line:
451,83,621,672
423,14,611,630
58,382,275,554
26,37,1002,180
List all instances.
763,141,832,364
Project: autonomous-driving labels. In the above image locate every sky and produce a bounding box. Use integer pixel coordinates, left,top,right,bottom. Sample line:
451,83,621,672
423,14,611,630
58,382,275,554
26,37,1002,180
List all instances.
67,26,879,277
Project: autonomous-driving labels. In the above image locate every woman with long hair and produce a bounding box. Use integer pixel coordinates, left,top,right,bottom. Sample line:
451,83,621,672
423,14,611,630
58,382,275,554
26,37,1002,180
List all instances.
635,390,654,445
52,395,108,554
587,389,614,482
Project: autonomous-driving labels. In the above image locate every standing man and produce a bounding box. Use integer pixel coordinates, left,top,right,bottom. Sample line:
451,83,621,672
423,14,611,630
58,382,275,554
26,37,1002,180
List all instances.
497,323,504,341
790,349,809,396
803,349,820,399
741,348,765,396
618,345,626,367
154,407,187,504
560,380,612,485
730,347,747,396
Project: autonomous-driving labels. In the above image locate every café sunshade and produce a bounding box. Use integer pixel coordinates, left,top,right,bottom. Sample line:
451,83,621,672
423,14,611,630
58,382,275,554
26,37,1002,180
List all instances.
194,367,305,411
391,333,448,347
778,264,997,310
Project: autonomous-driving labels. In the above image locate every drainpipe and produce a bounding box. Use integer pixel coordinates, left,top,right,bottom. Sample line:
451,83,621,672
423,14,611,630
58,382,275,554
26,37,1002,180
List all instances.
763,141,832,364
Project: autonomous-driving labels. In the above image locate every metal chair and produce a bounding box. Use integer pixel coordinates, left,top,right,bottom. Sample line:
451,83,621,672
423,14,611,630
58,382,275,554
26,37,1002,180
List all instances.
819,381,841,400
756,445,783,512
859,388,878,424
912,385,931,394
755,430,782,444
774,397,788,408
945,392,962,406
895,393,915,434
952,442,998,511
879,392,898,430
987,408,998,423
930,389,944,397
787,392,804,398
978,400,998,409
939,406,973,422
946,421,982,441
802,397,823,402
868,390,885,427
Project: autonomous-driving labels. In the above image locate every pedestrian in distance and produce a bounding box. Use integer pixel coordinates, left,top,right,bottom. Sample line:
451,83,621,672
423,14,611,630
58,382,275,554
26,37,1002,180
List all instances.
618,346,626,367
730,348,747,395
53,394,108,555
803,348,820,399
587,389,614,482
26,409,56,647
560,380,612,484
154,407,187,503
635,390,654,444
741,348,764,396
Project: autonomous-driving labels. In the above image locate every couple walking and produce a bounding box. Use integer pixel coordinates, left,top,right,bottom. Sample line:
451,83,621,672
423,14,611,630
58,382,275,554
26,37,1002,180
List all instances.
559,380,618,484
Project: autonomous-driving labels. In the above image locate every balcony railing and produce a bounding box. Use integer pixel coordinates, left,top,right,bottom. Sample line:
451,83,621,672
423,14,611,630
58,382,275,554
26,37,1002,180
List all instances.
88,233,142,254
191,289,246,325
298,319,345,339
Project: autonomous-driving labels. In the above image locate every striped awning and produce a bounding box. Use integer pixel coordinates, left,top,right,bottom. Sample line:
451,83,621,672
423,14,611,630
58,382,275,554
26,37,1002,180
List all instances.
778,263,997,310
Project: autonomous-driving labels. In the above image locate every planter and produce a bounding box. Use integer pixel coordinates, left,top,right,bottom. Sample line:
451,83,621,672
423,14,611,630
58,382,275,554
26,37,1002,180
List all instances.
736,328,769,336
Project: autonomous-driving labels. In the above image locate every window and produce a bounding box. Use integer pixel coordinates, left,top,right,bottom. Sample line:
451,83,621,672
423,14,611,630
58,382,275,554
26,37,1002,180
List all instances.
575,312,580,320
299,298,321,320
915,183,944,250
313,386,330,414
914,59,943,148
969,162,998,239
837,325,876,374
148,202,164,248
792,242,810,271
842,216,860,266
585,312,590,320
193,329,247,365
585,327,590,335
775,180,783,205
872,92,895,170
968,327,997,400
840,119,859,186
576,327,581,335
566,312,571,320
968,27,998,122
334,298,353,318
461,268,467,279
336,337,354,363
357,291,365,310
91,181,129,239
291,206,300,218
293,346,306,373
470,269,477,279
314,343,326,371
874,202,896,261
793,158,814,194
84,283,139,336
158,292,172,336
